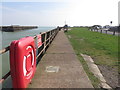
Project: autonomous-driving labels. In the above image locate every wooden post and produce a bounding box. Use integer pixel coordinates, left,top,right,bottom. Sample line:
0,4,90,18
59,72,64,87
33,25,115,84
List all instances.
105,30,107,34
113,30,115,35
43,33,47,53
49,31,51,44
101,30,102,33
34,36,38,55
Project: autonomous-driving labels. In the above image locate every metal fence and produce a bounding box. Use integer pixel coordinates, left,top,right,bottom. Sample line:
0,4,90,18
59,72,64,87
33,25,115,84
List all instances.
89,28,119,36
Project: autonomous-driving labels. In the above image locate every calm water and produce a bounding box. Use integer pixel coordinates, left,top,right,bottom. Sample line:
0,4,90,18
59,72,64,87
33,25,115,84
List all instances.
0,27,55,88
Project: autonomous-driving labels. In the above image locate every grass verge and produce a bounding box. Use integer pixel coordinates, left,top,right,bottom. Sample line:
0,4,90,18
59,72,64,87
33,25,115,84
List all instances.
65,27,118,88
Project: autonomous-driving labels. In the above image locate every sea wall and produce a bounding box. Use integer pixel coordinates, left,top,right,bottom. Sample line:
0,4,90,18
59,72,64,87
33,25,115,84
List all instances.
1,26,38,32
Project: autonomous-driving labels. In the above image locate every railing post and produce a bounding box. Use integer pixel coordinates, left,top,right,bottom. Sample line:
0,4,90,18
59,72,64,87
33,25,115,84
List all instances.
34,36,38,56
105,30,107,34
0,55,1,90
113,30,115,35
49,31,51,44
43,33,47,53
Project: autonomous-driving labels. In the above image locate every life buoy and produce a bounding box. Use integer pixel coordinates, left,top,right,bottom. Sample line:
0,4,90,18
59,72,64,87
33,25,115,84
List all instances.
10,36,36,88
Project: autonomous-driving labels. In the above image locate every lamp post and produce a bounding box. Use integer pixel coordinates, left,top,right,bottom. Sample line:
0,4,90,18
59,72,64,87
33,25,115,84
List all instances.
110,21,112,26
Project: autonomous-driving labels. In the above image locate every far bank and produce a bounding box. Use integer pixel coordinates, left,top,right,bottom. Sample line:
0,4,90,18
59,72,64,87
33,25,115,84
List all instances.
1,25,38,32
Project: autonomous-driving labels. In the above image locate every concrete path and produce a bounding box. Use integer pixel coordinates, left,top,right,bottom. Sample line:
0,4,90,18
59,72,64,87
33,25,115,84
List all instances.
28,30,93,88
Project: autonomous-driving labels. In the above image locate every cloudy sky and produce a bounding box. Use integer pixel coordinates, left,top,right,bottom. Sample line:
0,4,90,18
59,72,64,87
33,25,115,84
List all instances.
1,0,119,26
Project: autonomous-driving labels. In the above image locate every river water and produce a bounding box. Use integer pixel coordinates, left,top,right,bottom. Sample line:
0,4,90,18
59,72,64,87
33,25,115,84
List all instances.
0,27,55,88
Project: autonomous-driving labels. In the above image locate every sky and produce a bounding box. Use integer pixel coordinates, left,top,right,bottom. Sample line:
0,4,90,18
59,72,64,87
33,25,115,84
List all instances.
0,0,119,26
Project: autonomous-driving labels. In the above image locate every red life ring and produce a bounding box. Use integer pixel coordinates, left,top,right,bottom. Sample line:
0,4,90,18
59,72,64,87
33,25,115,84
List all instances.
10,36,36,88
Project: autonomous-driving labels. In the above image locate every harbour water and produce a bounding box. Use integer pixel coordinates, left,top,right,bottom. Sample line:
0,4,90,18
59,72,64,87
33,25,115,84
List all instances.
0,27,55,88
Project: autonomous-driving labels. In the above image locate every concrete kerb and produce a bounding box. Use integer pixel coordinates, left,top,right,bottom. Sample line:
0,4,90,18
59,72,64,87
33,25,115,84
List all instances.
81,53,112,89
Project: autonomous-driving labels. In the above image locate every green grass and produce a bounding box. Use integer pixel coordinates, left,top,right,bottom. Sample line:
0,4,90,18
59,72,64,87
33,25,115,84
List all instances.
67,27,118,66
65,27,118,88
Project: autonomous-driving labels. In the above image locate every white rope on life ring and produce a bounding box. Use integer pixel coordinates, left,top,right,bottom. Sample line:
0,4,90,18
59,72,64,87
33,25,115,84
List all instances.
23,46,35,79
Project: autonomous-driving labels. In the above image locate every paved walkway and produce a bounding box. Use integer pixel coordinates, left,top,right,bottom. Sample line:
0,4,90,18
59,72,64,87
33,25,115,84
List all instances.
28,30,93,88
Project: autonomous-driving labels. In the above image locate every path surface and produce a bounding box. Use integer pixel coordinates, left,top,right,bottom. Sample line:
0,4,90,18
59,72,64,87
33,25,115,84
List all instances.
28,30,93,88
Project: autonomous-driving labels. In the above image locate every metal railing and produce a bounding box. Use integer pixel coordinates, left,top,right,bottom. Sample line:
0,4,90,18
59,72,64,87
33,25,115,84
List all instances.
0,28,59,84
89,28,119,36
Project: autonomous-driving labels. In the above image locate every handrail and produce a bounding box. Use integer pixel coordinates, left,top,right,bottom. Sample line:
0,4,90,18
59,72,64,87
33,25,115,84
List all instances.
0,28,59,85
0,71,10,84
0,46,10,55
